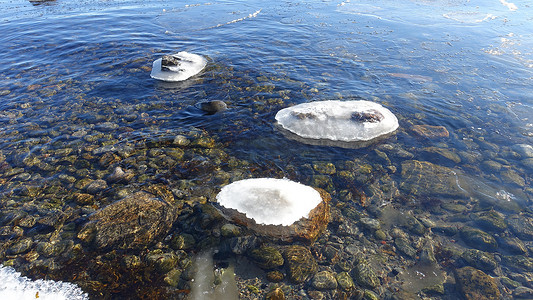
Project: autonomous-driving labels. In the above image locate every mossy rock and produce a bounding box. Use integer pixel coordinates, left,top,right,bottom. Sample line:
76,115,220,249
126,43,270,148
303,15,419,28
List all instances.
459,227,498,252
311,270,338,290
248,246,284,270
472,210,506,232
400,160,467,198
283,245,317,283
351,257,379,289
461,249,497,271
454,266,500,300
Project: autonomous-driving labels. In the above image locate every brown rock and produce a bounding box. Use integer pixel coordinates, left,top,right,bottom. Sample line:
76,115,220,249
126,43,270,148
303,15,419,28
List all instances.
455,266,501,300
411,125,449,138
215,188,331,244
77,191,178,250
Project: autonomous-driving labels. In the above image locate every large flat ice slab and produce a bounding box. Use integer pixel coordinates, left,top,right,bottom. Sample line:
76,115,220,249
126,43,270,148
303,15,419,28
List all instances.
216,178,322,226
275,100,399,146
150,51,207,82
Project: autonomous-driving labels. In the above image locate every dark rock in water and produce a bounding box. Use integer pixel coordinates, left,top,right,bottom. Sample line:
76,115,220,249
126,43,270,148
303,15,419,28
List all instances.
351,109,384,123
502,255,533,272
400,160,467,198
497,236,527,255
7,238,33,255
394,237,416,258
266,271,284,283
506,214,533,240
411,124,450,138
161,55,181,71
107,166,134,183
336,272,355,291
454,266,500,300
311,270,338,290
265,287,285,300
283,245,317,283
291,111,316,120
199,100,227,114
461,249,497,271
219,235,259,255
351,256,379,289
85,179,108,194
472,210,507,233
77,191,178,250
248,246,284,270
459,227,498,252
146,249,179,273
513,286,533,299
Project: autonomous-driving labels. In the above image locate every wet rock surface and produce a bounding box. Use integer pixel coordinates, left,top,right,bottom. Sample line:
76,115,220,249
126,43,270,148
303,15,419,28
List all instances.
283,245,318,284
454,266,501,300
77,191,178,250
400,160,467,198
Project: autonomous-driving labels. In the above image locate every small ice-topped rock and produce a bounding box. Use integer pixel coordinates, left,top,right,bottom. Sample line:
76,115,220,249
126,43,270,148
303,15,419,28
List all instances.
275,100,399,144
216,178,322,226
0,265,88,300
150,52,207,82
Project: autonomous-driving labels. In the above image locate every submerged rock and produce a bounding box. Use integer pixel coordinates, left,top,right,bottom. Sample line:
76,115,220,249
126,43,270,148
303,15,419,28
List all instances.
454,266,501,300
311,270,338,290
460,227,498,252
275,100,398,148
248,246,284,270
461,249,497,271
150,52,207,82
400,160,467,198
506,214,533,241
351,256,379,289
411,124,449,138
199,100,227,114
77,191,178,249
283,245,317,283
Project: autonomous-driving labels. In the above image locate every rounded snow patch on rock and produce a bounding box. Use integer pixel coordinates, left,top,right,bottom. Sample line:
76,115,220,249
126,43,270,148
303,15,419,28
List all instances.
275,100,398,147
0,265,88,300
150,52,207,82
216,178,322,226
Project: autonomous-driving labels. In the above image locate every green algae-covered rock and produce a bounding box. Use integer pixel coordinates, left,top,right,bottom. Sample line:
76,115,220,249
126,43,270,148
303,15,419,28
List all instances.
454,266,500,300
351,257,379,289
77,191,178,250
248,246,284,270
459,227,498,252
472,210,507,232
146,250,179,273
311,270,338,290
336,271,355,291
506,214,533,241
502,255,533,272
283,245,317,283
461,249,497,271
400,160,467,198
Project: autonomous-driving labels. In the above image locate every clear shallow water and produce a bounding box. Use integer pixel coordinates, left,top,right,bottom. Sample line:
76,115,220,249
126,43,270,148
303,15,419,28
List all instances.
0,0,532,299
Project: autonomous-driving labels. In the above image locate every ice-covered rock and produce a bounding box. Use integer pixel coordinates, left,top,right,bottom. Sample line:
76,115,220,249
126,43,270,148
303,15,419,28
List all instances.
216,178,322,226
0,265,88,300
275,100,398,147
150,51,207,82
215,178,331,243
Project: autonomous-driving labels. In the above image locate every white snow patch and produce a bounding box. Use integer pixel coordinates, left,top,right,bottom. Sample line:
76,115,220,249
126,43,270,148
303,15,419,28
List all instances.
275,100,398,142
150,51,207,82
0,265,88,300
216,178,322,226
